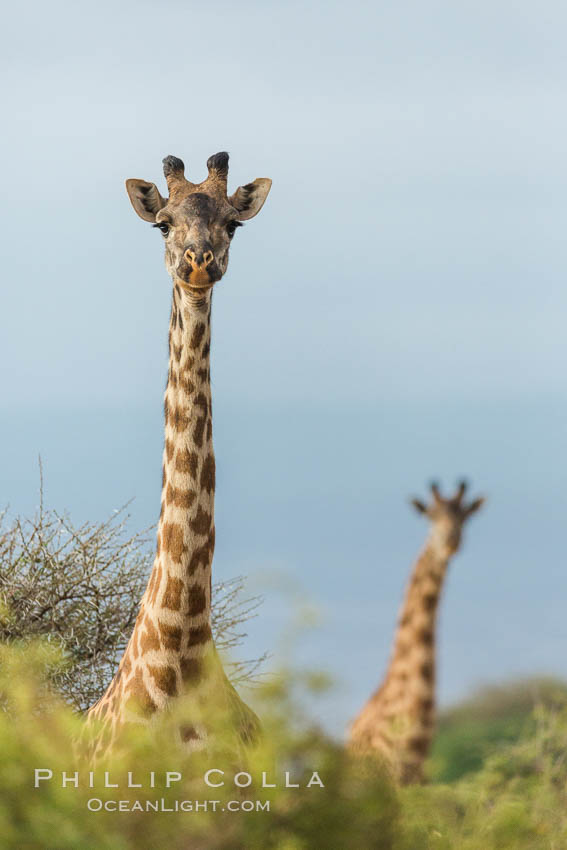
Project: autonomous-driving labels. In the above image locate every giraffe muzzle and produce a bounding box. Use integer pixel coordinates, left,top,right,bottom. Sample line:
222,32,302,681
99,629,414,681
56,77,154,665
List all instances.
179,248,220,289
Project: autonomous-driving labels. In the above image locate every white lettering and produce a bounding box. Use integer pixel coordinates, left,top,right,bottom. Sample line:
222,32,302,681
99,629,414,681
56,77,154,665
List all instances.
127,772,142,788
261,772,276,788
204,769,224,787
62,771,79,788
34,769,53,787
104,772,118,788
234,772,252,788
307,771,324,788
285,772,299,788
165,771,182,788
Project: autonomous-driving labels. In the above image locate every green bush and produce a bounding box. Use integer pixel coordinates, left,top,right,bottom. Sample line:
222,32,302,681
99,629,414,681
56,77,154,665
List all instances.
429,678,567,782
0,643,399,850
1,642,567,849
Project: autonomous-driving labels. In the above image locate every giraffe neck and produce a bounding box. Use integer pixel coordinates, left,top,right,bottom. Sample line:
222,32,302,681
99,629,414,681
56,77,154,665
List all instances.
387,536,450,682
348,532,454,783
146,284,216,666
377,534,452,781
89,285,217,726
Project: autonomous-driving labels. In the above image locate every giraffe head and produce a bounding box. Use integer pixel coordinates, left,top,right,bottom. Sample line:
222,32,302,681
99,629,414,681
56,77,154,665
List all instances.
125,153,272,292
411,480,484,555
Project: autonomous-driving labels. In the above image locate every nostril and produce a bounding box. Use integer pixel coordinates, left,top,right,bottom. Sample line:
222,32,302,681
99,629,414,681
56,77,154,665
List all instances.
185,248,214,268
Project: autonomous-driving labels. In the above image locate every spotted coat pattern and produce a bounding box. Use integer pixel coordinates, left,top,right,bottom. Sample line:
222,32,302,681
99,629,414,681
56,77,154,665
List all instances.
348,482,484,784
85,152,270,762
86,298,218,749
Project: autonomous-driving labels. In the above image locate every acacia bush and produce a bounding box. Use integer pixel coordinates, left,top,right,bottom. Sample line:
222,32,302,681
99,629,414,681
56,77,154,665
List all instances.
0,501,265,712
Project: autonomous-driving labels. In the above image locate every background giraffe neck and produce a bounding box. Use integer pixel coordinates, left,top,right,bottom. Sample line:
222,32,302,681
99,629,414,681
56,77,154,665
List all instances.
376,534,453,781
348,531,455,783
387,536,450,678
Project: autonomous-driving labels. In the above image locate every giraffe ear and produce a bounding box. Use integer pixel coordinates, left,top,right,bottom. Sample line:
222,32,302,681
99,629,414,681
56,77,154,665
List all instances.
125,179,167,222
465,497,485,517
228,178,272,221
411,499,428,514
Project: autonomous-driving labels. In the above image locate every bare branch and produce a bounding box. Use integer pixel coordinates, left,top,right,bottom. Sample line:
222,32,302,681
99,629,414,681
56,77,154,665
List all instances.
0,501,264,711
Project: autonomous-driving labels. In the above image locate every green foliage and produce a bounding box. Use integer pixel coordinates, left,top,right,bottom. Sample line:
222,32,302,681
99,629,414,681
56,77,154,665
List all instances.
0,643,398,850
399,702,567,849
1,643,567,849
429,678,567,782
1,496,565,848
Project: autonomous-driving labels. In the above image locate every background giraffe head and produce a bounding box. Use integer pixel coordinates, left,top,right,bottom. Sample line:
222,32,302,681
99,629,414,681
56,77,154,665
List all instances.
126,152,272,292
411,480,484,556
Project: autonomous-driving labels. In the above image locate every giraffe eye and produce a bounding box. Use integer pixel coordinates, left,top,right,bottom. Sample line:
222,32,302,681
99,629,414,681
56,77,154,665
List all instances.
153,222,170,236
226,221,242,238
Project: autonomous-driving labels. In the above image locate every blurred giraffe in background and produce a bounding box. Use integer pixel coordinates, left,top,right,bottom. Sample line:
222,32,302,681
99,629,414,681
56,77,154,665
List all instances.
86,152,271,759
348,481,484,784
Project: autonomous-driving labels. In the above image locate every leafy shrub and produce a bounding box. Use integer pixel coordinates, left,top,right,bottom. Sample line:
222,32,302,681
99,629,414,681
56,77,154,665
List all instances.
429,678,567,782
0,643,399,850
1,644,567,847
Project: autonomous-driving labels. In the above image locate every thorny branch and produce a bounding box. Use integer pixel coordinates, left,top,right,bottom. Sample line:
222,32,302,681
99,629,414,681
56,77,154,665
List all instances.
0,503,265,712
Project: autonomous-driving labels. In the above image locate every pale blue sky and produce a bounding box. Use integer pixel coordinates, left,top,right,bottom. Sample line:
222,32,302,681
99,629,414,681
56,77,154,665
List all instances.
1,0,566,733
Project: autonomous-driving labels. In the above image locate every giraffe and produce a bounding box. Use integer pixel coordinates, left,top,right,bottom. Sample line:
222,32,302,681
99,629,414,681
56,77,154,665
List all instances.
86,152,271,758
348,481,484,784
